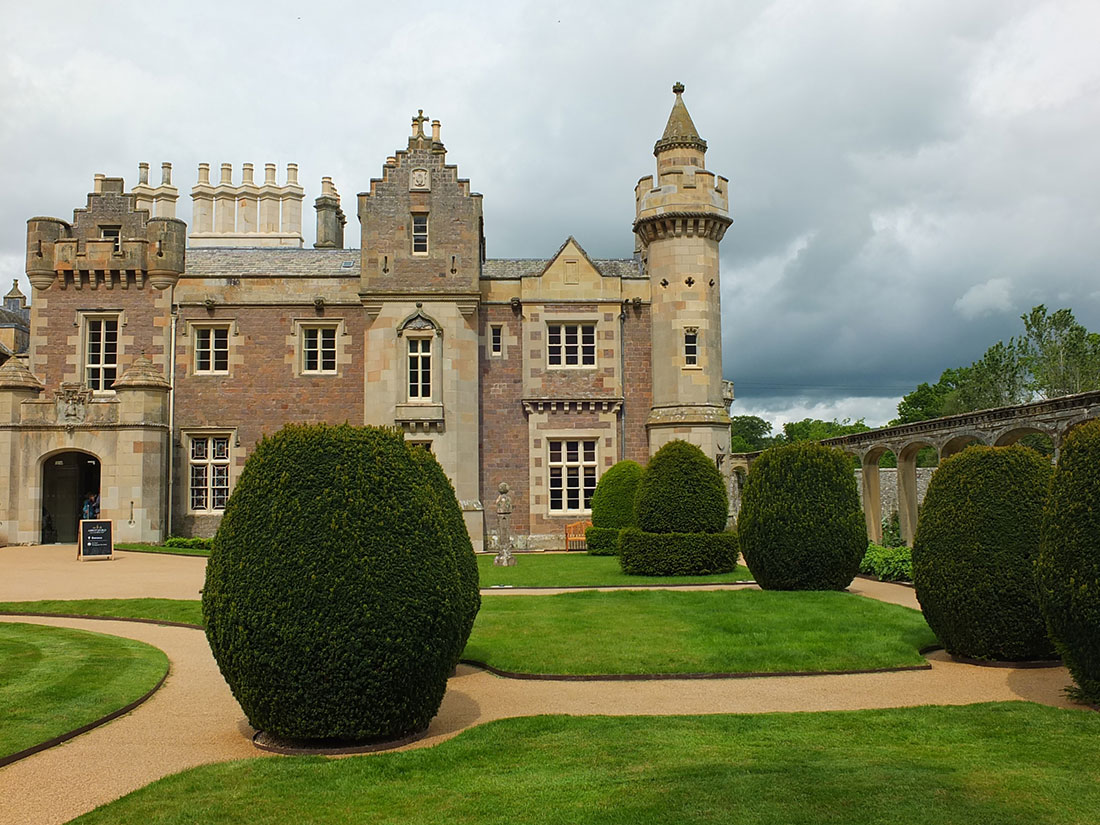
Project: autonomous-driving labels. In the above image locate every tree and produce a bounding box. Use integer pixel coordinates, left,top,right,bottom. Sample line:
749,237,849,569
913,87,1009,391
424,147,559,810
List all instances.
1019,304,1100,399
953,339,1029,412
778,417,870,443
729,415,775,453
892,368,967,424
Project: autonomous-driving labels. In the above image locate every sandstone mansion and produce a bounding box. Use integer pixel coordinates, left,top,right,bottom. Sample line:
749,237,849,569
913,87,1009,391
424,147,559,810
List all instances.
0,85,734,550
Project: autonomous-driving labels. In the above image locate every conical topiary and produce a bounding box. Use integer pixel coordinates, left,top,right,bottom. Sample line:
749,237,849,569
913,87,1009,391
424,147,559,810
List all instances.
633,440,727,534
1037,420,1100,699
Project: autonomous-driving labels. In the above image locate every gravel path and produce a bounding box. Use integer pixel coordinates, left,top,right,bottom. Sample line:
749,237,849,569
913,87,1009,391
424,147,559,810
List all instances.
0,545,1079,825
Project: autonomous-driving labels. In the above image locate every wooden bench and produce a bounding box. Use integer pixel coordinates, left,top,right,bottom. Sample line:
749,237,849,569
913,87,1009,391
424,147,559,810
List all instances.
565,520,592,552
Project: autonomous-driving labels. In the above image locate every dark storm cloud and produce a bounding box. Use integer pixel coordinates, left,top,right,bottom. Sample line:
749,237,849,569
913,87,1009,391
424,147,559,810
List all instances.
2,0,1097,427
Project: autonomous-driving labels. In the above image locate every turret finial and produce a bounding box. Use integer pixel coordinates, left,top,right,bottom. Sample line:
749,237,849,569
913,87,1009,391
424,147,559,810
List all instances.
673,82,685,95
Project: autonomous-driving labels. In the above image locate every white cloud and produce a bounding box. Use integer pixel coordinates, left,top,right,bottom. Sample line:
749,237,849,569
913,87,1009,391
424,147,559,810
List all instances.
954,278,1014,319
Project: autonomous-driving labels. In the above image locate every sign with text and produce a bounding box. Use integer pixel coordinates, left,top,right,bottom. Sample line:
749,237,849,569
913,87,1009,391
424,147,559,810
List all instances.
78,520,113,561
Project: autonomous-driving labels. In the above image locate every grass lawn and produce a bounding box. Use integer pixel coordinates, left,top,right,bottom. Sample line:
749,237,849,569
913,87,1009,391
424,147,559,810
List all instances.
0,591,934,675
115,543,211,557
71,703,1100,825
465,589,936,674
0,599,204,627
0,622,168,760
478,552,752,587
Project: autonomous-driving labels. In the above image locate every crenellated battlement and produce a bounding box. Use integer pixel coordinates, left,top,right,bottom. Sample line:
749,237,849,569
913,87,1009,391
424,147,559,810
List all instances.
189,162,304,248
26,175,186,291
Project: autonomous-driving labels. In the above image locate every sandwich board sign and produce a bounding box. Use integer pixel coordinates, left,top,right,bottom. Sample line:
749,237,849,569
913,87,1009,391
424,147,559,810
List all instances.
78,520,113,561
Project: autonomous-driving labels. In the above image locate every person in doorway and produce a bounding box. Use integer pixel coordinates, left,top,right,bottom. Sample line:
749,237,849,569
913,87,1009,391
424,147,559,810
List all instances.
81,492,99,520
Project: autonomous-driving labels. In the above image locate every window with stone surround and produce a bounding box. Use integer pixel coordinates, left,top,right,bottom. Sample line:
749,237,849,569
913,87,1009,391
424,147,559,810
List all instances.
188,434,231,512
684,327,699,366
548,439,598,513
193,325,229,374
301,325,338,374
412,214,428,254
84,316,119,391
547,323,596,367
407,336,432,399
490,324,503,356
99,225,121,253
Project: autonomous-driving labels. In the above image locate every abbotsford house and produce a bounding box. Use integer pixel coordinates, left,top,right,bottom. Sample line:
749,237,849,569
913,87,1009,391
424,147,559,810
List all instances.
0,85,735,550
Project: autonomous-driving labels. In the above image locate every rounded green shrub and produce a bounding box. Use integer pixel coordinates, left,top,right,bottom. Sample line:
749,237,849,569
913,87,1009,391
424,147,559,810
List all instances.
590,460,643,530
634,441,727,534
1037,419,1100,700
912,445,1054,661
407,444,481,653
584,526,622,556
202,424,478,743
619,528,738,576
737,441,866,590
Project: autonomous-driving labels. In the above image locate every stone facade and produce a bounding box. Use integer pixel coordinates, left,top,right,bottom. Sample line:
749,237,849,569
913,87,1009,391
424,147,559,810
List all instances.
0,281,30,365
0,87,735,549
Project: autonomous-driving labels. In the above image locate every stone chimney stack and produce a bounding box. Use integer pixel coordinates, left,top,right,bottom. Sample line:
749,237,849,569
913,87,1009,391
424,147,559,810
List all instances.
313,177,346,249
189,161,304,247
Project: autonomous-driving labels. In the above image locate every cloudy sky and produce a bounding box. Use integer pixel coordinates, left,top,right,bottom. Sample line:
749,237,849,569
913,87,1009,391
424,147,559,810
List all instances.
2,0,1097,428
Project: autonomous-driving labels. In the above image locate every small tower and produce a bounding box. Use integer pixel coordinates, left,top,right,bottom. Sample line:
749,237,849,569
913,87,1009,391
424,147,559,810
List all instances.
634,83,732,464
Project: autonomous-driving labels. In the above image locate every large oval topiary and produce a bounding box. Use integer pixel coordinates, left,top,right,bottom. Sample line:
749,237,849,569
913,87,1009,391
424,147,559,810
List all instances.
634,441,727,534
407,444,481,655
202,424,477,743
912,445,1054,661
737,441,866,590
590,460,643,529
1037,419,1100,700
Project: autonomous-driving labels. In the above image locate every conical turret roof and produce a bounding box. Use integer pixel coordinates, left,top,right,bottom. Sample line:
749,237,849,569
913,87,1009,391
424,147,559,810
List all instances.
111,354,171,390
0,357,44,392
4,279,25,301
654,82,708,156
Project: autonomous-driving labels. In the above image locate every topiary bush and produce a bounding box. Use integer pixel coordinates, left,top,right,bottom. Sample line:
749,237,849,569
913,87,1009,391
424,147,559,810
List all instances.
584,526,622,556
407,444,481,654
165,535,213,549
586,460,643,556
202,424,478,743
590,460,643,529
912,445,1054,661
619,528,738,576
1037,419,1100,700
737,441,866,590
634,441,727,534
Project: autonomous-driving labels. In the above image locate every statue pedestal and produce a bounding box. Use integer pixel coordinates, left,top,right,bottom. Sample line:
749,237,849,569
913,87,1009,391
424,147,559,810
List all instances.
492,554,516,567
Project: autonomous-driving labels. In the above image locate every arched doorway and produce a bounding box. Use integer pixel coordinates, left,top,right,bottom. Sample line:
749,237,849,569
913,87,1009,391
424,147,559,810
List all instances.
41,451,100,543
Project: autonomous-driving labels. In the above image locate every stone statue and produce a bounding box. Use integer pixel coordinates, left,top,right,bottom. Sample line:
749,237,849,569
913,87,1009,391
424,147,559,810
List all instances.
493,481,516,567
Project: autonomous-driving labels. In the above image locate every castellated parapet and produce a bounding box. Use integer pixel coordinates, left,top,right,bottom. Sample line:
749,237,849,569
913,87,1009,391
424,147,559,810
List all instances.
25,175,186,291
189,162,304,248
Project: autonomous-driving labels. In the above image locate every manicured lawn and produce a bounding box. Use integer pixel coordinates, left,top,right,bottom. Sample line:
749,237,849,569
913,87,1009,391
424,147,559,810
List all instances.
0,599,204,627
0,622,168,760
71,703,1100,825
478,552,752,587
116,543,211,557
1,591,934,675
465,589,936,674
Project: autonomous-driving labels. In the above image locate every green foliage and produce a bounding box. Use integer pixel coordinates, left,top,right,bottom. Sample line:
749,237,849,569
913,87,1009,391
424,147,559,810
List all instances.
880,512,904,548
164,536,213,550
893,304,1100,425
779,417,870,443
202,424,477,742
729,415,775,453
860,543,912,582
1037,419,1100,702
618,528,738,577
633,441,727,534
737,441,867,590
407,445,481,649
584,526,621,556
1020,304,1100,398
912,445,1054,661
589,460,642,529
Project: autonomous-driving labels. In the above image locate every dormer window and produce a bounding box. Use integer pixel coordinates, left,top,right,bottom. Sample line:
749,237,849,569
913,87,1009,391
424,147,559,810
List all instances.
412,214,428,254
100,226,121,252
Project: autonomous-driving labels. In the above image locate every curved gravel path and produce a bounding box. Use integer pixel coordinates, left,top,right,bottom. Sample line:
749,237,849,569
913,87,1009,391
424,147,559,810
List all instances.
0,545,1080,825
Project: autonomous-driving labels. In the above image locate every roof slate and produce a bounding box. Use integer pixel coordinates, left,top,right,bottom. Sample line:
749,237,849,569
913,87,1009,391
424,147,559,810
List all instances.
182,248,645,281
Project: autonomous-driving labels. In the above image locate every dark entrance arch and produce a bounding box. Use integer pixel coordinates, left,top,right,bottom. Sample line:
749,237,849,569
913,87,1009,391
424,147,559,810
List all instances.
41,451,100,543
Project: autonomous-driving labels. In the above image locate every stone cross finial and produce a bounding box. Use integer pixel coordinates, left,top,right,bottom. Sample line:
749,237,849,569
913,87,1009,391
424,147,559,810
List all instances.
412,109,428,137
